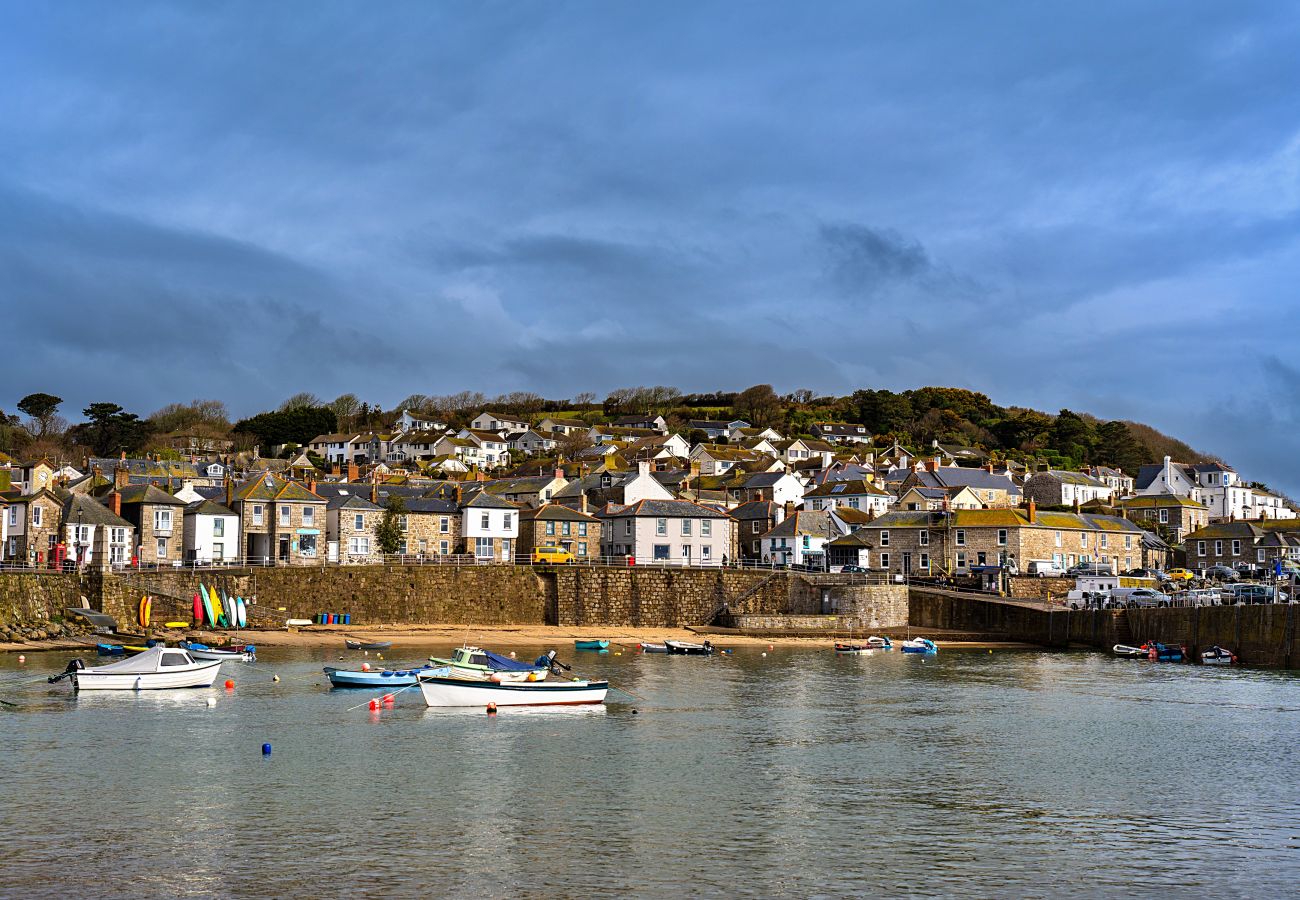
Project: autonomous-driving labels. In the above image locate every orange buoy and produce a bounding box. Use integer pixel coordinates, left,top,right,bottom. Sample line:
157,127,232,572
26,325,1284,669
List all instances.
486,702,497,715
224,679,234,690
368,698,378,710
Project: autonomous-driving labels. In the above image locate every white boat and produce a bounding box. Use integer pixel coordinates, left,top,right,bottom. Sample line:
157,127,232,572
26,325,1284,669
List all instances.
179,641,256,662
1201,646,1236,666
428,646,548,682
417,672,608,707
900,638,938,654
53,646,223,691
663,639,713,655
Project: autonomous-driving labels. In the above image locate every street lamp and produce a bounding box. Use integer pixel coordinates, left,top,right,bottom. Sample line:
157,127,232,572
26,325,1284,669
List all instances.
74,509,83,571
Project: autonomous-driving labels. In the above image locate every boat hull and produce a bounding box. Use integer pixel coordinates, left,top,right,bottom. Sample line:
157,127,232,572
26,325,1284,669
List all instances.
345,640,392,651
418,675,608,707
639,642,668,653
900,639,937,654
574,640,609,651
325,665,441,687
186,648,255,662
73,662,222,691
663,640,712,655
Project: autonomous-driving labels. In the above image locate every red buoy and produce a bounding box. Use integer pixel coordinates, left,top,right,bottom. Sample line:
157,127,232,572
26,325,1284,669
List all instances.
486,702,497,715
224,679,234,690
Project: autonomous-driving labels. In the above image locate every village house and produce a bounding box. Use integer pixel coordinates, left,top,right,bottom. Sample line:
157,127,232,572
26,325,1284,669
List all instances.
802,479,892,516
1184,520,1300,570
508,430,557,456
723,471,804,507
728,424,784,443
759,509,841,569
811,422,874,445
1022,469,1115,507
182,498,240,565
536,417,590,436
1114,494,1210,542
689,443,777,477
111,484,187,566
861,505,1146,577
826,530,874,570
393,496,461,557
598,498,734,566
688,419,750,440
896,485,984,511
552,461,675,510
2,487,64,567
468,471,569,508
731,500,781,562
326,492,384,564
468,411,531,435
394,409,446,432
434,430,511,470
625,433,691,463
774,438,835,468
1084,465,1135,496
612,414,669,433
308,433,368,466
230,471,327,565
518,502,601,560
62,492,135,570
462,492,519,562
902,462,1023,508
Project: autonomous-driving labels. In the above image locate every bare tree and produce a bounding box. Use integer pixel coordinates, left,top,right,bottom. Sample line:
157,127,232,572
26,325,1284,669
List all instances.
280,392,321,411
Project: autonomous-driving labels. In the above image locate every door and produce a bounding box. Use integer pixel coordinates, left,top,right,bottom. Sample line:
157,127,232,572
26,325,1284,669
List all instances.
902,552,913,575
278,537,290,563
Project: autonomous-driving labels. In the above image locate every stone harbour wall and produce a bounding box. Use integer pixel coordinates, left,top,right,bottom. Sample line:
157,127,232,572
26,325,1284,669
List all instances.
0,572,95,642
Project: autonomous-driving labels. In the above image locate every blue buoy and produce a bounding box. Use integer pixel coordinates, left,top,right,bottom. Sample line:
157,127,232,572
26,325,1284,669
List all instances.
261,743,272,756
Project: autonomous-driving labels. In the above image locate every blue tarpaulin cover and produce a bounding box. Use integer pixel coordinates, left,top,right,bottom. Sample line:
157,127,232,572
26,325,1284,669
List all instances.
484,650,538,672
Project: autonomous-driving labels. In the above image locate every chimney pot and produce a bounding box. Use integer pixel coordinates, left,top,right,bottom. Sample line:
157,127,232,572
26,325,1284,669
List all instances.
110,491,121,518
638,460,651,478
1028,498,1037,524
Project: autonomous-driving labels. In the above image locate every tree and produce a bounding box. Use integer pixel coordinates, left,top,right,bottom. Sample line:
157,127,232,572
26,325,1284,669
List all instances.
68,402,153,456
853,389,913,435
1094,421,1148,475
18,392,64,438
232,406,338,452
148,399,230,434
329,393,363,429
556,431,594,460
732,384,783,427
279,392,321,412
376,495,406,555
572,392,597,408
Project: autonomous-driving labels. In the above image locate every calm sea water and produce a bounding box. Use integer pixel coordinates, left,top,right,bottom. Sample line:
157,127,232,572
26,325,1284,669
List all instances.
2,644,1297,898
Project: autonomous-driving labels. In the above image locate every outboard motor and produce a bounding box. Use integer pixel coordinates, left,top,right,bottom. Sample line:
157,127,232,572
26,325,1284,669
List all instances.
48,657,86,684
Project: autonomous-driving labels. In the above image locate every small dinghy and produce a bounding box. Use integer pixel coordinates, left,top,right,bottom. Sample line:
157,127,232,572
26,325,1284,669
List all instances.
49,646,222,691
325,664,444,687
417,672,608,707
96,643,127,656
429,646,550,682
574,639,610,651
1113,644,1147,658
179,640,256,662
345,639,392,651
900,638,938,654
835,636,893,654
639,642,669,653
664,639,713,655
1200,646,1236,666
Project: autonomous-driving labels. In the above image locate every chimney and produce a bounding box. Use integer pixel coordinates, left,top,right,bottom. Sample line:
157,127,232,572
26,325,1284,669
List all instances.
774,502,786,525
225,474,234,507
476,470,486,482
120,450,126,462
984,462,994,473
454,483,463,505
332,462,341,477
638,460,650,479
371,481,378,504
555,467,564,480
307,476,316,494
580,493,588,515
110,491,121,518
114,462,130,490
1027,498,1037,524
924,458,938,473
1073,497,1081,513
347,462,359,483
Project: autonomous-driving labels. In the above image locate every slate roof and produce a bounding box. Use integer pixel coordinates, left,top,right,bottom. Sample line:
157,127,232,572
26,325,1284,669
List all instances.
185,498,237,517
403,497,459,514
596,498,730,519
742,471,790,488
805,478,890,498
1118,494,1207,509
115,484,187,507
463,492,520,510
762,509,840,540
868,508,1143,533
63,493,132,529
913,467,1024,495
327,494,383,512
1028,470,1108,487
828,530,874,548
232,471,325,503
730,500,777,521
521,503,599,522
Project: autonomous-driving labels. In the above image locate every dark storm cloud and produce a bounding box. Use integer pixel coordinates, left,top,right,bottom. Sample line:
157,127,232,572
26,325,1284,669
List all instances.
3,1,1300,489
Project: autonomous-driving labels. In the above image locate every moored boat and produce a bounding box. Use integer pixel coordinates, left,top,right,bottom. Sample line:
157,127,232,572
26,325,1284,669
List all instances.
639,642,668,653
900,638,938,654
1115,641,1184,661
179,640,256,662
325,664,444,687
417,672,608,707
1113,644,1146,657
835,636,893,654
345,639,392,651
50,646,222,691
1201,646,1236,666
428,646,549,681
574,639,610,651
664,639,713,655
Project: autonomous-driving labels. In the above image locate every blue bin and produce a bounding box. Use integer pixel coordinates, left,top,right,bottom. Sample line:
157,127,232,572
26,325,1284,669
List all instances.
343,614,351,625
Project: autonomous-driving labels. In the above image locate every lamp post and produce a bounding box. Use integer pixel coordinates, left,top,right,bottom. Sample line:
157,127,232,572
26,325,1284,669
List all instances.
74,509,83,571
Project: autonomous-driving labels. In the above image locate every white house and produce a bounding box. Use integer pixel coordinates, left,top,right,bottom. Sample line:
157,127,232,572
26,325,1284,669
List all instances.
597,498,734,565
395,409,446,432
435,430,511,469
803,479,893,516
307,433,368,465
537,417,589,436
183,499,241,564
811,423,874,445
469,411,531,435
508,430,557,456
461,492,519,561
759,509,842,569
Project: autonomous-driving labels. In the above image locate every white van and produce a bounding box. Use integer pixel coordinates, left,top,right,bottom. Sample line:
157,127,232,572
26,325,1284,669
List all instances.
1027,559,1065,577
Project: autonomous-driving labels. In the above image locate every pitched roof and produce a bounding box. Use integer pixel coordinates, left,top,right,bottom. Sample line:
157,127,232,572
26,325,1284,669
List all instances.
114,484,187,507
730,500,777,521
232,471,325,503
327,494,383,511
596,498,730,519
805,478,890,498
521,503,598,522
463,492,520,510
184,498,237,517
762,509,840,540
868,508,1143,533
1028,469,1108,487
63,493,132,529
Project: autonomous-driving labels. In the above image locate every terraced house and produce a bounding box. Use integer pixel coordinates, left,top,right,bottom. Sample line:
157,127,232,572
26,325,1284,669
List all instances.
1183,520,1300,570
1115,494,1209,542
230,472,327,565
110,484,187,566
518,503,601,559
861,505,1146,576
598,498,734,565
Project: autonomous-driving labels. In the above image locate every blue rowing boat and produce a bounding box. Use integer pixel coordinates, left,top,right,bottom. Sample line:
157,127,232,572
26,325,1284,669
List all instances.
900,638,938,654
574,639,610,651
324,664,445,687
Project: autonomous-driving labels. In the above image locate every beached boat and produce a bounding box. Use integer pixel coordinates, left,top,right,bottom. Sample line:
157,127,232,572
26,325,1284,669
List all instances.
1200,646,1236,666
664,639,713,655
50,646,222,691
179,640,256,662
835,636,893,654
639,642,668,653
1113,644,1147,657
900,638,938,654
428,646,549,682
96,643,127,656
418,672,608,707
345,639,392,651
574,639,610,651
325,664,444,687
1115,642,1183,661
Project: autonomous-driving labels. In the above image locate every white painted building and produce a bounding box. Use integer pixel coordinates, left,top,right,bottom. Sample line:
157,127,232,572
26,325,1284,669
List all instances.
183,499,241,564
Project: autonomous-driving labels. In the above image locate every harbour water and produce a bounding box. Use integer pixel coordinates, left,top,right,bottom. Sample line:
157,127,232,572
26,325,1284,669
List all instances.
3,646,1298,897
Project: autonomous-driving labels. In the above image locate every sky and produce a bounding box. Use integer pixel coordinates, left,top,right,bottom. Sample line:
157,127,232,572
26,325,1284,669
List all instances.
2,3,1299,489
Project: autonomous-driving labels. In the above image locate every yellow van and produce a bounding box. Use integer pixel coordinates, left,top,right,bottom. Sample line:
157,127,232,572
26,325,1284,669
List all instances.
531,546,575,564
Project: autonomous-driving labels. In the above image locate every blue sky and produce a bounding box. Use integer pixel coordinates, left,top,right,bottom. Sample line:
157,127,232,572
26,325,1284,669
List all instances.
3,3,1298,488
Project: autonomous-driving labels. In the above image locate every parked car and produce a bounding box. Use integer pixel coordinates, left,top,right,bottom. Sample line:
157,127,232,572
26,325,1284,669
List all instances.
1110,587,1172,608
1164,568,1195,582
1122,567,1161,579
1202,565,1238,581
1227,584,1288,604
840,564,868,574
1067,562,1113,577
1026,559,1065,578
530,546,574,564
1183,588,1222,607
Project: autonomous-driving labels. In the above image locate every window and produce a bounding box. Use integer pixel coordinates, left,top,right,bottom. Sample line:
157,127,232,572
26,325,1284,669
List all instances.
1197,541,1206,556
997,529,1007,546
955,529,965,546
879,552,890,569
154,509,172,532
299,534,318,557
546,521,555,536
702,545,711,561
753,521,762,534
1099,534,1108,549
1214,540,1223,556
440,517,450,533
1080,532,1088,548
986,491,994,501
213,518,225,538
1054,531,1062,548
956,551,967,569
625,520,633,536
279,506,290,526
31,506,41,527
481,513,490,529
156,538,167,559
439,540,449,555
349,537,371,556
578,543,587,557
418,540,427,554
354,514,365,531
252,504,264,526
753,540,760,553
475,537,493,558
919,553,929,569
880,530,890,547
653,544,671,560
1231,539,1241,556
682,519,692,536
578,522,587,536
656,518,667,536
977,552,987,565
919,530,929,546
502,513,512,530
398,515,408,532
1258,549,1266,563
702,520,712,537
1158,509,1169,524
